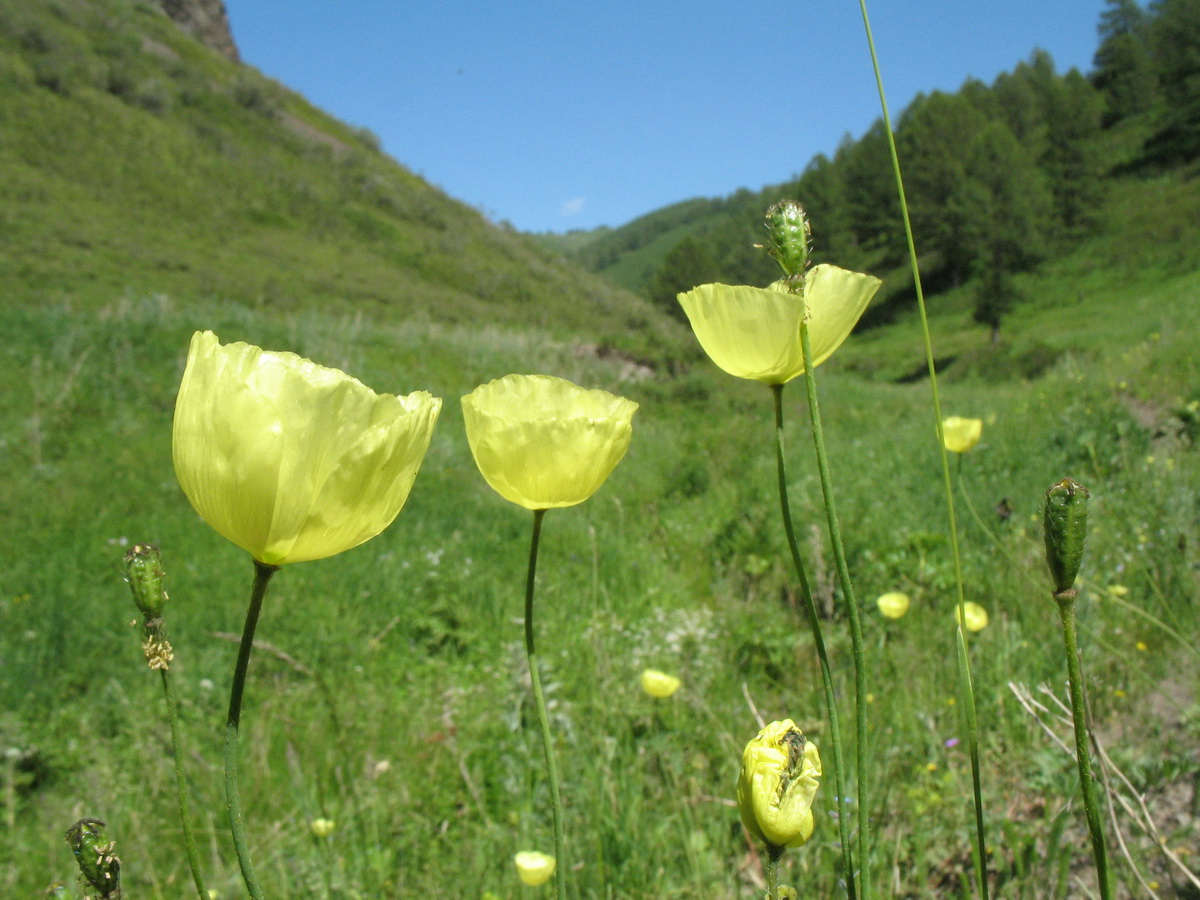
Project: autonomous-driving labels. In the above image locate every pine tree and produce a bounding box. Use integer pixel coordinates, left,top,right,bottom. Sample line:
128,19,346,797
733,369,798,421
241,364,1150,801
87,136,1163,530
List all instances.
1145,0,1200,162
952,122,1055,340
647,236,723,321
1092,0,1158,122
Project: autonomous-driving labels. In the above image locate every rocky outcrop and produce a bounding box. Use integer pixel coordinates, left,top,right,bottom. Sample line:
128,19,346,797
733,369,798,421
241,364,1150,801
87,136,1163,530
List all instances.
157,0,239,62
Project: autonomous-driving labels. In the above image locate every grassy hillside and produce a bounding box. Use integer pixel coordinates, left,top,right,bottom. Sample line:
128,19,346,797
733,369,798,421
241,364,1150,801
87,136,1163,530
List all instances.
0,0,689,366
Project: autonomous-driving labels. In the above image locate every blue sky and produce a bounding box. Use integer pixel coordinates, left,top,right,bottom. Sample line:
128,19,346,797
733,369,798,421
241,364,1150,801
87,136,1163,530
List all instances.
225,1,1109,234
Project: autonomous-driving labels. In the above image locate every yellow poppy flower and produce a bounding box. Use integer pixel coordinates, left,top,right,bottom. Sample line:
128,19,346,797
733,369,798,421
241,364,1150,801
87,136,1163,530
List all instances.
640,669,681,698
736,719,822,850
461,374,637,510
955,601,989,632
172,331,441,565
309,818,335,838
514,851,556,886
676,265,881,385
942,416,983,453
876,591,910,619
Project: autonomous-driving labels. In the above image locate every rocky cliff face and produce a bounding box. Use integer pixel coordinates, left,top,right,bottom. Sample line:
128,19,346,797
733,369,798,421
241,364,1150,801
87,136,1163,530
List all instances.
157,0,239,62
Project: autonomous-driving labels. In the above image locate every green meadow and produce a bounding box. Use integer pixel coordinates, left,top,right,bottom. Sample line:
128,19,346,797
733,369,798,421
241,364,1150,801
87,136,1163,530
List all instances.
3,232,1199,897
3,0,1200,897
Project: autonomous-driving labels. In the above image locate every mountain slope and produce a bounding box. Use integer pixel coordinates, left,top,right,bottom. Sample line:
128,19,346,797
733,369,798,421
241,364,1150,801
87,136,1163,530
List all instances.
0,0,688,365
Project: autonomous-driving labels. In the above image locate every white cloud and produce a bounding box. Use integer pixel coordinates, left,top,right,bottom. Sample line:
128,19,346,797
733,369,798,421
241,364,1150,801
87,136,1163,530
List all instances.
560,196,586,217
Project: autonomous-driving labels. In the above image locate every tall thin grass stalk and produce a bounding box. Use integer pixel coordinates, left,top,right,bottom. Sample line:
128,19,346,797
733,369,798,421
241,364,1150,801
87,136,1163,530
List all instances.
158,668,208,900
796,323,870,899
771,383,857,900
854,2,990,895
523,508,568,900
225,560,279,900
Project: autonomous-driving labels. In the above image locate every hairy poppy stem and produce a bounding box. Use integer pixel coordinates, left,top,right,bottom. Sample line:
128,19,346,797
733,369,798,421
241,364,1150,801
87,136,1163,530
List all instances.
225,560,278,900
523,509,567,900
771,384,857,900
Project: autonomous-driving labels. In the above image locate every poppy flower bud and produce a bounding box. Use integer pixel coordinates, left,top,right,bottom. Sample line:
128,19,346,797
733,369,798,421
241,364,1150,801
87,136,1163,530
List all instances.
763,201,812,278
124,543,167,618
736,719,822,852
65,818,121,898
1044,478,1089,596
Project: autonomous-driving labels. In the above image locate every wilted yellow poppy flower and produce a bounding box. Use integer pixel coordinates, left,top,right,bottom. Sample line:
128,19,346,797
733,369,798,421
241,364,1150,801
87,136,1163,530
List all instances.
676,265,881,385
942,416,983,453
736,719,822,851
955,601,989,632
461,374,638,510
173,331,441,565
640,669,681,698
514,851,556,886
876,591,910,619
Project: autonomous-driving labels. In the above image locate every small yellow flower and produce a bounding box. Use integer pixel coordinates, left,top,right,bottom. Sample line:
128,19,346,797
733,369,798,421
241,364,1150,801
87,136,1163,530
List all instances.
1136,641,1148,652
736,719,822,851
954,601,989,632
677,266,881,385
876,591,910,619
461,375,637,510
942,416,983,453
173,331,441,565
514,851,556,886
640,669,681,698
310,818,335,838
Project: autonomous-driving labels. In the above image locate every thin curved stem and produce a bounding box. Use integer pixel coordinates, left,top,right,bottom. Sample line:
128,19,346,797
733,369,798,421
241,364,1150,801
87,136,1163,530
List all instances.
524,509,567,900
1057,592,1115,900
225,559,278,900
797,323,869,900
771,384,857,900
854,4,990,895
160,668,208,900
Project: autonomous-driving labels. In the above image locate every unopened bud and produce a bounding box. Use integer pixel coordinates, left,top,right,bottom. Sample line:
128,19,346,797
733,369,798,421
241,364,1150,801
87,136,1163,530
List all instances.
124,543,167,618
763,201,811,278
1043,478,1089,596
65,818,121,898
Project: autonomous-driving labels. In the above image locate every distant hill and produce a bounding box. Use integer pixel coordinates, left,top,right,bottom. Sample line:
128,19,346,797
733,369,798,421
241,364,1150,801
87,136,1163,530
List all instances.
551,0,1200,337
0,0,688,366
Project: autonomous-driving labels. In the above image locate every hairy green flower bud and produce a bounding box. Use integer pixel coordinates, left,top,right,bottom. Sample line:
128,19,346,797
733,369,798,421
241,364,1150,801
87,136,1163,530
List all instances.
763,201,811,278
124,543,167,618
1044,478,1090,596
65,818,121,898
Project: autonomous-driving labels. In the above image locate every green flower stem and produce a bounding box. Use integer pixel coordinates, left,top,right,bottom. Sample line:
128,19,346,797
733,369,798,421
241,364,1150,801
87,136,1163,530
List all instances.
1055,591,1115,900
225,559,279,900
855,3,991,896
159,667,208,900
766,846,783,900
797,323,869,900
771,384,857,900
524,509,567,900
